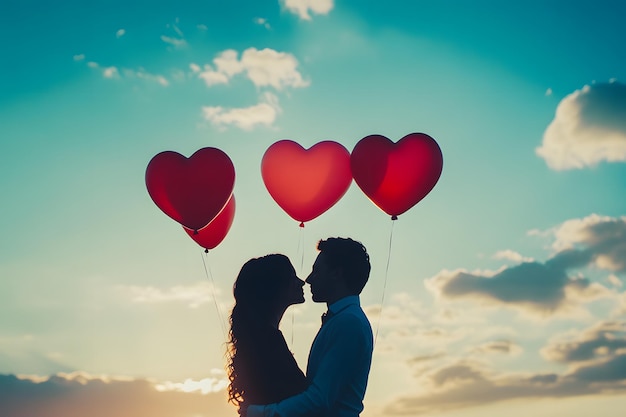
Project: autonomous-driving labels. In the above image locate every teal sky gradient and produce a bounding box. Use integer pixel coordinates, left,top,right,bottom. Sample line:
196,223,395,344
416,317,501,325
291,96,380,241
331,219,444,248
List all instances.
1,1,626,416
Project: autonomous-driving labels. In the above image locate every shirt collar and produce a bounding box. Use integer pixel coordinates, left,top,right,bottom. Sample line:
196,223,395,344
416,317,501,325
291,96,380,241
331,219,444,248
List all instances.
328,295,360,314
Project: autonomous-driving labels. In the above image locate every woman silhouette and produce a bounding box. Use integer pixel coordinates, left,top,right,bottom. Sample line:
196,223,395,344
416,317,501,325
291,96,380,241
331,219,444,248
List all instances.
226,254,308,411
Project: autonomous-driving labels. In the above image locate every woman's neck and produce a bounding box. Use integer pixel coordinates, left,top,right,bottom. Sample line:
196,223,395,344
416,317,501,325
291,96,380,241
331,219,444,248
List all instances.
270,306,288,329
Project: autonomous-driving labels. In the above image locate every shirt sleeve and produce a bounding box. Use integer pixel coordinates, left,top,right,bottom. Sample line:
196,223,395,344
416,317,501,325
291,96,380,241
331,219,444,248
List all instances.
246,404,268,417
266,312,371,417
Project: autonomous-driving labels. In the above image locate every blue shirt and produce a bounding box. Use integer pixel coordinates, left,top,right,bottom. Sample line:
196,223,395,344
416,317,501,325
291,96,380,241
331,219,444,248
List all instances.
247,295,374,417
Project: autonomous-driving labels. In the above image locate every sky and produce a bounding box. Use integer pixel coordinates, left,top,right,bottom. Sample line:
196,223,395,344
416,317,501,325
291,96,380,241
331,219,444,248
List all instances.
1,0,626,416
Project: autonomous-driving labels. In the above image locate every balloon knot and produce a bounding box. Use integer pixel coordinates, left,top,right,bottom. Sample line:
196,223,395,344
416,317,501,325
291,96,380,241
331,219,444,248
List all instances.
204,249,209,254
391,215,398,221
299,222,305,228
193,230,199,235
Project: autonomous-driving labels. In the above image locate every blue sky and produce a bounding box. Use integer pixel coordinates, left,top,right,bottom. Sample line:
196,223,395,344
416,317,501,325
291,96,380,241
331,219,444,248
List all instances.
1,1,626,416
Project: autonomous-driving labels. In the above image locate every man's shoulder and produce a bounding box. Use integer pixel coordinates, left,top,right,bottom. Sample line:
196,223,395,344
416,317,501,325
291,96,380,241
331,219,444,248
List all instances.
332,306,372,333
343,303,368,318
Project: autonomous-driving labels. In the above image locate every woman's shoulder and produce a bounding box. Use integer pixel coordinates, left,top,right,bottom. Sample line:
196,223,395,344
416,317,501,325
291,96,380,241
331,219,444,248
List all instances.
238,326,307,404
237,325,289,353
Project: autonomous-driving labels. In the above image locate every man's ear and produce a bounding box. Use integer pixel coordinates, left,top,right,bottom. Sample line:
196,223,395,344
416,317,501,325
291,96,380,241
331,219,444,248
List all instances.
331,267,346,285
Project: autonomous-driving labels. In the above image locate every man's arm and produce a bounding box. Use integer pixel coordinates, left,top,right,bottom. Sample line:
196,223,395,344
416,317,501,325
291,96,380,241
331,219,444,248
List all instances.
247,313,371,417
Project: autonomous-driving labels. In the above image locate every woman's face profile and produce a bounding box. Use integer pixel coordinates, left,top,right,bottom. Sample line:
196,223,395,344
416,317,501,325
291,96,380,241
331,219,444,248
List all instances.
281,262,305,306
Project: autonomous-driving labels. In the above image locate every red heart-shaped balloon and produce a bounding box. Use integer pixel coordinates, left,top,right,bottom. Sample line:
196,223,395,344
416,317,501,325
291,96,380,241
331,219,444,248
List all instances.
146,147,235,231
184,195,235,251
261,140,352,224
350,133,443,218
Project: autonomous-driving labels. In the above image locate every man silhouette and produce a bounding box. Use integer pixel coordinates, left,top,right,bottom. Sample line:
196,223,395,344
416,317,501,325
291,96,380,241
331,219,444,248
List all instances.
246,237,374,417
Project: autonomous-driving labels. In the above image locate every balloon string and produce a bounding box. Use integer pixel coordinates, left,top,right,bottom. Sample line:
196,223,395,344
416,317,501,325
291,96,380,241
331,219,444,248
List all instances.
299,225,305,274
201,251,227,341
291,225,306,349
374,218,395,347
291,306,295,349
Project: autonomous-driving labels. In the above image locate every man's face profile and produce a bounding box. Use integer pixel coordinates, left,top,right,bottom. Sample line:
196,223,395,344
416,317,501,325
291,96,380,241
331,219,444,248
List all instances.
306,252,337,303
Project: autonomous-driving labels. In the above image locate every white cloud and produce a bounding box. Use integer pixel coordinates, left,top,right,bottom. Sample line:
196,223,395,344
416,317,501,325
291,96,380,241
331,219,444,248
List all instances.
241,47,310,89
541,320,626,363
384,319,626,414
425,266,609,317
154,375,227,394
73,54,85,61
198,65,231,87
116,29,125,38
552,214,614,250
116,67,168,86
281,0,334,20
469,339,523,356
363,292,503,359
139,72,168,86
364,293,426,335
194,48,309,91
254,17,271,30
551,214,626,272
407,352,447,364
189,63,201,73
426,215,626,316
608,274,623,287
161,21,186,49
537,81,626,170
432,250,607,316
197,24,208,30
119,281,220,308
202,92,281,130
87,61,120,80
161,35,187,48
527,228,550,238
213,49,244,77
172,22,183,38
384,353,626,416
545,87,553,96
85,61,167,86
0,372,233,417
493,249,533,263
103,66,119,79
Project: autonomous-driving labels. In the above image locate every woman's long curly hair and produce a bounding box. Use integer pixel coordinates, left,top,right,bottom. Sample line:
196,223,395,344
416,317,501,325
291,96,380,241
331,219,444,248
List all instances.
226,254,294,406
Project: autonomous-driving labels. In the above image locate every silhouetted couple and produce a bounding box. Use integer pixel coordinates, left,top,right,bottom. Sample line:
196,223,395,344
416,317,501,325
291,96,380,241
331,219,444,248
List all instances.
227,237,374,417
